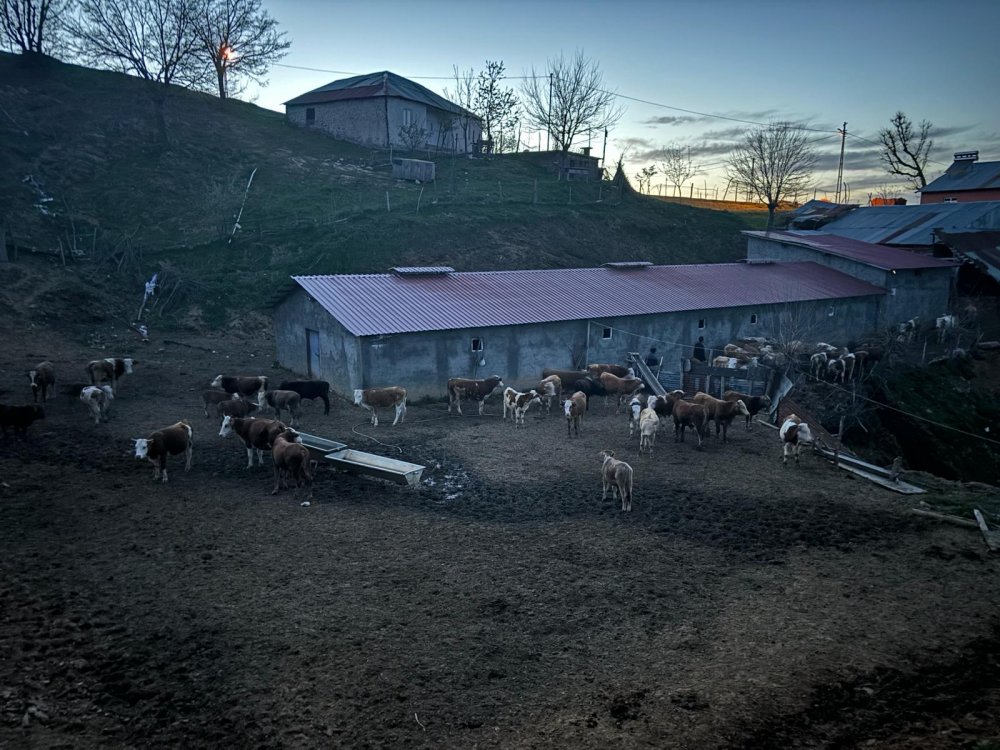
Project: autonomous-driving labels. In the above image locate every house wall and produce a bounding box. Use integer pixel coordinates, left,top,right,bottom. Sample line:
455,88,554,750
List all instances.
274,289,882,401
286,97,481,153
745,236,954,328
920,189,1000,204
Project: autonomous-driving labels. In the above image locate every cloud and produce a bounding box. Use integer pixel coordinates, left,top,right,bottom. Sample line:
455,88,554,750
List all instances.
640,115,704,127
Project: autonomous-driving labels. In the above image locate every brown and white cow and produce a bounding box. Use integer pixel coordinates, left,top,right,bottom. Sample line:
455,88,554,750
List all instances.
564,391,587,437
219,415,287,468
210,375,268,406
537,374,562,414
354,386,407,426
271,428,313,500
29,361,55,403
133,421,192,483
201,389,240,418
263,389,303,427
80,385,114,424
447,375,504,416
780,414,815,465
502,387,542,427
87,357,136,393
598,371,643,412
665,390,708,449
599,449,634,512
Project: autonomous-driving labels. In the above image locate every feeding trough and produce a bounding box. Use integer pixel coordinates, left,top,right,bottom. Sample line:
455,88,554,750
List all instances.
324,449,425,487
296,432,348,461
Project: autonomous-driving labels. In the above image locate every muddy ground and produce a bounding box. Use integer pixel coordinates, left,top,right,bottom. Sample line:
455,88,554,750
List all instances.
2,322,999,749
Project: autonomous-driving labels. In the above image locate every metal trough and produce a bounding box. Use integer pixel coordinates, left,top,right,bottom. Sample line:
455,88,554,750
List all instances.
296,432,348,462
324,449,425,488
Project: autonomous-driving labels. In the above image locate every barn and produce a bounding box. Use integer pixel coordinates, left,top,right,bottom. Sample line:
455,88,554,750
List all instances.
273,262,887,400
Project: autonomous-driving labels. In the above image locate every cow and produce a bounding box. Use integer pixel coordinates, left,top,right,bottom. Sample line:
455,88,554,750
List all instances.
666,390,707,449
217,399,259,419
219,416,288,469
780,414,815,465
210,375,268,406
627,395,644,438
564,391,587,437
277,380,331,415
897,318,919,344
587,363,634,379
87,357,136,393
693,392,750,443
542,368,605,407
722,391,771,430
263,389,303,427
353,386,407,426
638,408,659,455
841,352,857,382
447,375,504,416
598,372,643,412
598,449,634,512
133,421,192,483
201,389,240,418
810,351,828,379
537,374,562,414
28,362,55,403
826,357,846,383
271,428,313,500
0,404,45,438
79,385,114,424
502,387,541,427
936,314,957,344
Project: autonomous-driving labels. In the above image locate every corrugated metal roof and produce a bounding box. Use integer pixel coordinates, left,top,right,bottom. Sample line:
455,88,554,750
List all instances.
284,71,478,119
937,230,1000,283
743,230,958,271
922,159,1000,193
292,262,886,337
819,201,1000,245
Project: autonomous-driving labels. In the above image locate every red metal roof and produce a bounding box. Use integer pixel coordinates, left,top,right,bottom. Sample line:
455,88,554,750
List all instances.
292,262,885,337
744,230,959,270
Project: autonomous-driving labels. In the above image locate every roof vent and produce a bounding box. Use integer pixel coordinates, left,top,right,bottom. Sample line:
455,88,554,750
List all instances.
390,266,455,276
602,261,652,270
953,150,979,162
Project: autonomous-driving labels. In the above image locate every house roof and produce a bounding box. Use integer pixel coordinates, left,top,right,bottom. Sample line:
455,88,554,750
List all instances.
818,201,1000,246
921,158,1000,194
936,230,1000,284
284,71,477,119
743,230,958,271
292,262,886,337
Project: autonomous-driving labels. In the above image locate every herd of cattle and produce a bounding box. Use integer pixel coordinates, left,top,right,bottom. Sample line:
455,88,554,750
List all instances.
2,353,819,511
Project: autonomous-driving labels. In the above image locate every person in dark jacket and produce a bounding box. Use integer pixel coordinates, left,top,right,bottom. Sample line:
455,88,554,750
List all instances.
692,336,706,363
644,347,659,367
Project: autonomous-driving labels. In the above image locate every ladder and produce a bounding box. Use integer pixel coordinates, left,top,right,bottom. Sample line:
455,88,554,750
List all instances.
626,352,667,397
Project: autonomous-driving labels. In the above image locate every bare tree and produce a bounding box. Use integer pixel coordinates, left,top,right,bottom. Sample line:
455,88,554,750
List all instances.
65,0,204,87
473,60,519,154
444,65,476,153
520,50,624,153
878,111,933,190
1,0,67,54
726,122,817,231
660,142,694,197
398,120,428,151
635,165,657,195
193,0,289,100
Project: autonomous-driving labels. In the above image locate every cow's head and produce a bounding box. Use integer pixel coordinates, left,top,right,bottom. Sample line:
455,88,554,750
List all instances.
278,428,302,444
219,415,233,437
735,399,750,417
210,374,223,388
133,438,149,459
256,388,267,408
123,358,135,374
353,389,364,406
101,385,114,399
563,398,573,417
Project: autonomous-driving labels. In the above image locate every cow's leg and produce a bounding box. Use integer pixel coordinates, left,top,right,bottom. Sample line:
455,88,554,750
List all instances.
185,442,193,471
149,458,160,481
392,402,405,425
256,448,264,467
245,445,254,469
272,464,281,495
783,444,790,465
478,399,486,416
371,408,379,427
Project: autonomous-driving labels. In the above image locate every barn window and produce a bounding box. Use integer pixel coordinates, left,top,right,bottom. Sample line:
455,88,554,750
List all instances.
828,306,835,317
697,319,706,329
305,107,315,124
471,338,484,352
750,313,758,324
403,108,413,126
602,327,612,339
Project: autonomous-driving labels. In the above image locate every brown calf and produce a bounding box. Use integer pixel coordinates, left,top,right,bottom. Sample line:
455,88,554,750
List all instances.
666,390,707,450
264,389,303,427
217,399,259,419
271,428,313,499
693,392,750,443
447,375,504,416
564,391,587,437
219,416,288,468
598,372,643,412
133,421,192,483
354,386,407,426
201,389,239,418
29,361,55,403
598,450,634,512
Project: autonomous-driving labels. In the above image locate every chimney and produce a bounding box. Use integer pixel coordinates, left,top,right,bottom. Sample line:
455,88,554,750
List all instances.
953,150,979,163
947,150,979,176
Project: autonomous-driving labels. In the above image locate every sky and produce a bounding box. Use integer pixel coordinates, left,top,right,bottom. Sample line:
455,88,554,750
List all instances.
247,0,1000,203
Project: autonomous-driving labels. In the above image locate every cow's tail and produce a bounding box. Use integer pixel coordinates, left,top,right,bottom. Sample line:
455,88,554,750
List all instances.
322,392,330,415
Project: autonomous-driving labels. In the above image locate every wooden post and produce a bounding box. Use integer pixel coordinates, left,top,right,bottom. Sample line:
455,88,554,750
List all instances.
416,186,424,214
385,191,391,212
0,226,7,263
533,179,538,204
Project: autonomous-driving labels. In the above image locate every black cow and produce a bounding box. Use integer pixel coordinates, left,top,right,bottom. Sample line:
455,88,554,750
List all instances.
0,404,45,438
277,380,330,415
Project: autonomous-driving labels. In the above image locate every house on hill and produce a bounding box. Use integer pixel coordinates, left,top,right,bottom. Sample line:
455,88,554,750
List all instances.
284,71,482,153
920,151,1000,204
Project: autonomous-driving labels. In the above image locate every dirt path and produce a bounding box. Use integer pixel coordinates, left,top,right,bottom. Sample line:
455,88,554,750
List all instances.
2,324,999,748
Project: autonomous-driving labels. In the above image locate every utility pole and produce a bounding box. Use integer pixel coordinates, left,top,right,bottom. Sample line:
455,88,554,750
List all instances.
547,72,553,151
835,122,847,204
601,127,608,171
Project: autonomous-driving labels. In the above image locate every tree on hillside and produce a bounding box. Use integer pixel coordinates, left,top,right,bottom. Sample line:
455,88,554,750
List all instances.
192,0,289,100
0,0,68,55
445,65,476,153
635,165,657,195
878,111,933,190
725,122,817,231
520,50,624,153
660,142,695,197
473,60,519,154
65,0,204,87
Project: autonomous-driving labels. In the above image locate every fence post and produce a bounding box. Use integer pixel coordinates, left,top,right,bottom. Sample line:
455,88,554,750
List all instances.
533,179,538,204
385,191,391,213
416,186,424,214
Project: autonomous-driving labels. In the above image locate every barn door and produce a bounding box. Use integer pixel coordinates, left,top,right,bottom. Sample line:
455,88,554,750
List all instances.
306,329,320,377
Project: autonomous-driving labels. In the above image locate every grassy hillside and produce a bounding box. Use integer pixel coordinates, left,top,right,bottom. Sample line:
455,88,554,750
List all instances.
0,53,765,326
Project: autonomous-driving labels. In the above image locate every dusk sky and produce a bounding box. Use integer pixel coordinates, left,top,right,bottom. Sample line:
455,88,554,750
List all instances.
249,0,1000,202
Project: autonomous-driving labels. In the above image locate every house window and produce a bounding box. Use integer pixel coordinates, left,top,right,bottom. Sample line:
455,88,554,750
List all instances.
750,313,758,325
305,107,315,124
403,108,413,126
471,338,484,352
943,197,957,203
602,327,612,339
697,319,706,329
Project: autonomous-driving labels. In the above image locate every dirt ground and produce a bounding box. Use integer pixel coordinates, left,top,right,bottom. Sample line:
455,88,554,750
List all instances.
2,321,1000,749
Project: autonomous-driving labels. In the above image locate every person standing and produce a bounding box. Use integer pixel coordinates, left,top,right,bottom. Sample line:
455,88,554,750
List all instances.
692,336,706,363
